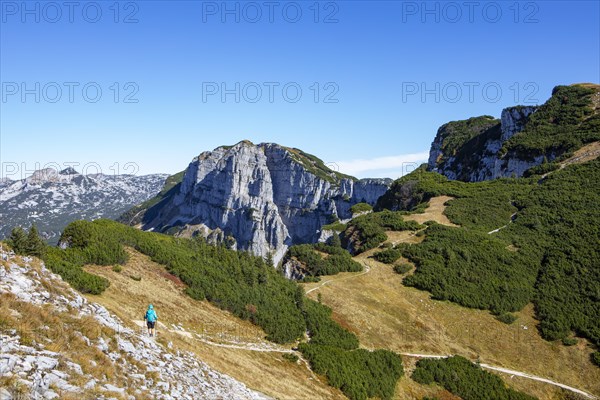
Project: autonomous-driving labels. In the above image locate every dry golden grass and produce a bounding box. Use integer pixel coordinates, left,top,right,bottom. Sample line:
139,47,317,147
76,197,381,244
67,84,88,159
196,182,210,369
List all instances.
302,199,600,399
560,141,600,168
309,255,600,399
403,196,458,227
84,248,345,400
0,291,138,399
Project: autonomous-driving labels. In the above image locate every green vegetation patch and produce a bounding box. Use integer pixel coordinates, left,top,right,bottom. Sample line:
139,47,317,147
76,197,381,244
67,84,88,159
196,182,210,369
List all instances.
374,248,402,264
300,343,403,400
412,356,537,400
504,85,600,159
287,243,362,278
402,225,537,313
434,115,500,168
285,146,356,184
344,210,423,254
321,221,347,232
350,202,373,214
393,263,412,275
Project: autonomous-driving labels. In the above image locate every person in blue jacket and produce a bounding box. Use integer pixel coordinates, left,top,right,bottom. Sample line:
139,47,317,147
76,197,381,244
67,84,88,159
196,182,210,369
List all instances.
144,304,158,337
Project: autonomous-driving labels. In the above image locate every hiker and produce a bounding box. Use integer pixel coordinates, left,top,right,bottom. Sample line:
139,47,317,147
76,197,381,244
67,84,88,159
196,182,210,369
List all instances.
144,304,158,337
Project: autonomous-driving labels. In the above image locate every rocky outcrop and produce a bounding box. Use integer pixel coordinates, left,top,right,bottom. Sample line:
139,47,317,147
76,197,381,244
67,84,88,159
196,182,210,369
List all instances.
134,141,391,264
500,106,537,142
428,84,600,182
428,106,541,181
281,257,307,280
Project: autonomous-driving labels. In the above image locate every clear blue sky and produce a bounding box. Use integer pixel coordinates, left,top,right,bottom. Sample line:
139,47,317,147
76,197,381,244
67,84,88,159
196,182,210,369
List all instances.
1,1,599,179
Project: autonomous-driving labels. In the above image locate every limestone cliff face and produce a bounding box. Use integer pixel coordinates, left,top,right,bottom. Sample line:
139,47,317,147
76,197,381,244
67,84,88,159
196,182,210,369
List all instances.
428,106,541,181
137,141,391,264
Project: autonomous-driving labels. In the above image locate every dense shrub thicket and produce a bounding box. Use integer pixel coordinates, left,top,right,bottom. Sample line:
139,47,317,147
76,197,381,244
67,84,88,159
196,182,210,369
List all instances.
41,219,403,399
7,225,47,258
374,248,402,264
402,225,538,314
287,243,362,278
433,115,500,168
350,202,373,214
300,343,403,400
393,263,412,275
412,356,537,400
504,85,600,158
7,222,117,294
523,161,560,178
344,211,422,254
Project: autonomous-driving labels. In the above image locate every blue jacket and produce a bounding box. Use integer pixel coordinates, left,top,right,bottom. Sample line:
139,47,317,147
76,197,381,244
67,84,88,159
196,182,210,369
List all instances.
145,309,157,322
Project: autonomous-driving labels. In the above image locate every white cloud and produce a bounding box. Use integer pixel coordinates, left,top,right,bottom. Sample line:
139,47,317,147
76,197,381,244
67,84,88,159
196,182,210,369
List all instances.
332,151,429,179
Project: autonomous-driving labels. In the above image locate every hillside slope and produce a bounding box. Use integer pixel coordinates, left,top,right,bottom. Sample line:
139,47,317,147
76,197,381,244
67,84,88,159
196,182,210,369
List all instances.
0,249,270,400
374,154,600,374
82,248,345,400
35,219,406,400
301,199,600,399
428,84,600,181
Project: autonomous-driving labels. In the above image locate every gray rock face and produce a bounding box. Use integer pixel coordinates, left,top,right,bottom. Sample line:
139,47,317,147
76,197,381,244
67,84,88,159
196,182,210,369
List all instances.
500,106,538,142
428,106,541,181
140,141,391,264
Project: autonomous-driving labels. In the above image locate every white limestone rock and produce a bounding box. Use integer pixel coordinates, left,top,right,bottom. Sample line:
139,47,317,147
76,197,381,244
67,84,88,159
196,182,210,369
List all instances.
140,141,391,264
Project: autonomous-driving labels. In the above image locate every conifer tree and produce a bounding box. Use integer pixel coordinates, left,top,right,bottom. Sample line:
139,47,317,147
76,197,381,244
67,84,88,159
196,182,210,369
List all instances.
26,224,46,257
7,227,27,254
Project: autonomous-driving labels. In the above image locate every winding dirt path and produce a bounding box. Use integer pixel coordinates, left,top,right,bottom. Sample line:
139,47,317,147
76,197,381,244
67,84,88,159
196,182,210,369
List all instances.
487,212,517,234
304,263,371,295
400,353,595,398
136,318,597,399
132,319,318,379
305,229,422,295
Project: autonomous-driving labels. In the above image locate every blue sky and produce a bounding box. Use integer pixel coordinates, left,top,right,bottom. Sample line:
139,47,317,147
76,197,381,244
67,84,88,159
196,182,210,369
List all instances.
1,0,599,179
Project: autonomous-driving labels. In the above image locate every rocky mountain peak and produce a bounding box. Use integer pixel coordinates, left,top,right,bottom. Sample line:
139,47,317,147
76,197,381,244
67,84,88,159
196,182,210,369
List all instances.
27,168,61,183
127,142,391,264
59,167,80,176
500,106,538,142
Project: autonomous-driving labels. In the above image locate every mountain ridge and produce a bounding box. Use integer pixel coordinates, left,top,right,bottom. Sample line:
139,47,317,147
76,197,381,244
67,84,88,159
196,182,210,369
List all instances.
121,141,392,264
428,84,600,181
0,169,167,242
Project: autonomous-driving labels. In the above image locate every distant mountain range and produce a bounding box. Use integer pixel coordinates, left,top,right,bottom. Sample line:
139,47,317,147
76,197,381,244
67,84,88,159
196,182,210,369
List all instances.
0,168,167,242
